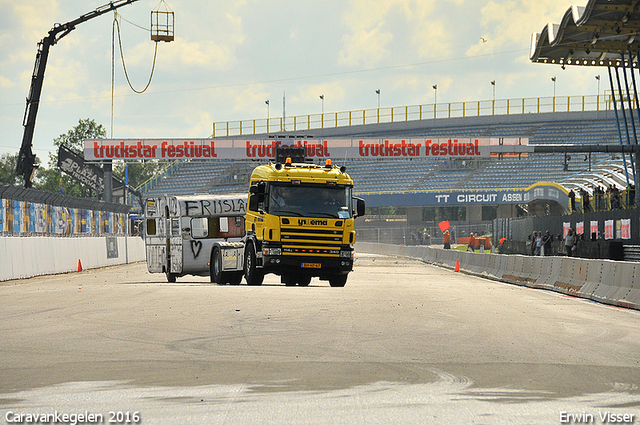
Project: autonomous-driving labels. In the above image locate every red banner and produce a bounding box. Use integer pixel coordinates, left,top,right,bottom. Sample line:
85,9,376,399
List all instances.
84,137,529,161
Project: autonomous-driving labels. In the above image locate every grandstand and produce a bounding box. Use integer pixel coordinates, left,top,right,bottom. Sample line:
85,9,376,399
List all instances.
141,110,632,203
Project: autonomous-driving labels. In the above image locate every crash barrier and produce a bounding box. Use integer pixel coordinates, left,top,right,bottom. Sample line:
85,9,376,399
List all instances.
0,236,145,282
356,242,639,311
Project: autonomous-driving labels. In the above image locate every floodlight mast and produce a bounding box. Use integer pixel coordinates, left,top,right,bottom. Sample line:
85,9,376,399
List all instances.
16,0,140,188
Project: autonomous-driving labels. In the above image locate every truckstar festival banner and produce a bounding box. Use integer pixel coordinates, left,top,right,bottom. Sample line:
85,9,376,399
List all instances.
84,137,528,161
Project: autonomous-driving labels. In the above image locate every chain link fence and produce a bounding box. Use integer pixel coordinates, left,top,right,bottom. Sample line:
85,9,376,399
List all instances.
356,222,493,246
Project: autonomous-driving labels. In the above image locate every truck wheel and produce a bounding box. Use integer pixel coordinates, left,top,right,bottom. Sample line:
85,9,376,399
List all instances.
297,276,311,287
166,272,177,283
210,247,225,285
281,274,296,286
244,243,264,286
329,274,347,287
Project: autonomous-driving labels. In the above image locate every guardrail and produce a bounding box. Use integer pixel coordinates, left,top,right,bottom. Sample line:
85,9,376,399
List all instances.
357,242,639,311
211,94,618,137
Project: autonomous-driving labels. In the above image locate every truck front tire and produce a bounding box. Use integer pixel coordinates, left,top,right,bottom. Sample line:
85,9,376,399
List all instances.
329,274,348,287
244,243,264,286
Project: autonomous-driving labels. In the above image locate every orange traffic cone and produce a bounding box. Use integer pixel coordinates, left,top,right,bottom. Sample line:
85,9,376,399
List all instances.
454,259,460,272
77,259,83,272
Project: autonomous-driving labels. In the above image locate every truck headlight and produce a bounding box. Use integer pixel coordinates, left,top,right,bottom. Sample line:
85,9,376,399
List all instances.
263,247,282,256
340,250,354,258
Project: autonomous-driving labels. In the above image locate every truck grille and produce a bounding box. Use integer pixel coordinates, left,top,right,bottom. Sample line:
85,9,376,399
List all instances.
280,227,343,256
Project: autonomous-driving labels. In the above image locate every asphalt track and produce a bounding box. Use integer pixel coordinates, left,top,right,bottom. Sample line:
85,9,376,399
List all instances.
1,253,639,424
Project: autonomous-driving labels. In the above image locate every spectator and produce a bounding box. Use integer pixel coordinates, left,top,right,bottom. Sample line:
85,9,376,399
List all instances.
568,189,576,213
468,233,476,252
610,185,621,209
498,237,507,253
564,228,575,257
443,229,451,249
580,189,591,212
534,231,542,256
542,230,552,256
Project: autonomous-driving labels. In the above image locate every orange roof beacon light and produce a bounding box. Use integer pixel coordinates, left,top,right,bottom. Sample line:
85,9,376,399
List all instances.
285,157,292,166
325,159,332,170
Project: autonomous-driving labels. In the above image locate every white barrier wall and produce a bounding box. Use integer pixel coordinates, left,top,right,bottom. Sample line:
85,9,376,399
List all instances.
0,236,146,281
356,242,639,311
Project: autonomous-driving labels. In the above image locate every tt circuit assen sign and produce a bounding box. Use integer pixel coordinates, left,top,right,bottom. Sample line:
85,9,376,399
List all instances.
360,183,566,208
84,137,528,161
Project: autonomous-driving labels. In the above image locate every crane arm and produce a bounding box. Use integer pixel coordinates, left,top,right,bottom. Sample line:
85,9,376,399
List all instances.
16,0,139,188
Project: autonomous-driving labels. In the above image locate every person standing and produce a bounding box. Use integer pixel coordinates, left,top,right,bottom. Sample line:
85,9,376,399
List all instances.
542,230,552,256
568,190,576,213
443,229,451,249
564,228,575,257
535,232,542,256
468,233,476,252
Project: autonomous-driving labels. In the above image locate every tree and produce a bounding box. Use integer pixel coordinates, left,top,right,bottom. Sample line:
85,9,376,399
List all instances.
53,118,106,152
113,160,166,190
0,153,21,186
32,119,106,197
31,118,165,198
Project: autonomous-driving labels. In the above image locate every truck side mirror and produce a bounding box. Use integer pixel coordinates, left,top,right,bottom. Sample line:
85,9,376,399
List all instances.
249,181,266,194
354,197,366,218
248,193,266,213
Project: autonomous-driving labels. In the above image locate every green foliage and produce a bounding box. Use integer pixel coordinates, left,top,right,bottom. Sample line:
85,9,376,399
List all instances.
52,118,106,153
0,153,20,186
113,160,166,190
28,119,107,196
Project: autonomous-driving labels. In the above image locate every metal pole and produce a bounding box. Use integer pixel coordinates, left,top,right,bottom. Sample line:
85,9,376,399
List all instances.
620,53,637,180
104,160,113,203
608,65,631,186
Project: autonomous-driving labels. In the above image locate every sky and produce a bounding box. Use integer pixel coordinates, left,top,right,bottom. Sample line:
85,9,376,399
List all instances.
0,0,604,160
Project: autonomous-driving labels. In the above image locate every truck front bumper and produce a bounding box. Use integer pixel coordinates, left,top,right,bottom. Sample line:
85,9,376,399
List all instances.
260,245,354,276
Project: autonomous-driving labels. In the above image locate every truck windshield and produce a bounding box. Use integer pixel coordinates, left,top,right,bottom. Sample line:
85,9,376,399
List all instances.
268,184,351,219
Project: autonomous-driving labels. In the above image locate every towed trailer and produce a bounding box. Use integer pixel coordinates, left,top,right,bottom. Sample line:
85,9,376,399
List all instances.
144,193,247,283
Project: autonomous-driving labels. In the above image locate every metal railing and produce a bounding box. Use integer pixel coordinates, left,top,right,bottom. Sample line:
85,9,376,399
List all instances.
211,94,620,138
134,160,184,200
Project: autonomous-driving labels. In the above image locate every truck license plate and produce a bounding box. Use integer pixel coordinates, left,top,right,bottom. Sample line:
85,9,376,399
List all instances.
302,263,321,269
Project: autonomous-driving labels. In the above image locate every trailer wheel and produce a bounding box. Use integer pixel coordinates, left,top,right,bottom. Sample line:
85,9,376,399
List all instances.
228,272,243,285
210,247,225,285
244,243,264,286
166,272,177,283
329,274,347,287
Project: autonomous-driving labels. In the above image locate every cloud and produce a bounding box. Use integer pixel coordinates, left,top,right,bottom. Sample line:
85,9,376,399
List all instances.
339,23,394,68
0,75,15,89
12,1,60,42
338,0,459,67
292,82,347,111
466,0,574,56
410,19,451,59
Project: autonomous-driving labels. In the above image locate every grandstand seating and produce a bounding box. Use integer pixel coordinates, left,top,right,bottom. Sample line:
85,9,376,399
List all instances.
141,113,634,199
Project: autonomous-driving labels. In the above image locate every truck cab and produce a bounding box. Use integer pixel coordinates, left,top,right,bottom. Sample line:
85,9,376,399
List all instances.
243,158,365,287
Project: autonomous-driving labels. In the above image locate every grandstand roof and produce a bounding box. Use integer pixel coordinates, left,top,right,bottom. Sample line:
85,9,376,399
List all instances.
530,0,640,67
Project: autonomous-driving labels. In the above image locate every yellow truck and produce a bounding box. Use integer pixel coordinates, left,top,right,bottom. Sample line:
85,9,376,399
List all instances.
210,155,365,287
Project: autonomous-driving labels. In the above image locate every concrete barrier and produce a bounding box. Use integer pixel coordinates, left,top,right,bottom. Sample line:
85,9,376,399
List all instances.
355,242,639,311
0,236,145,282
